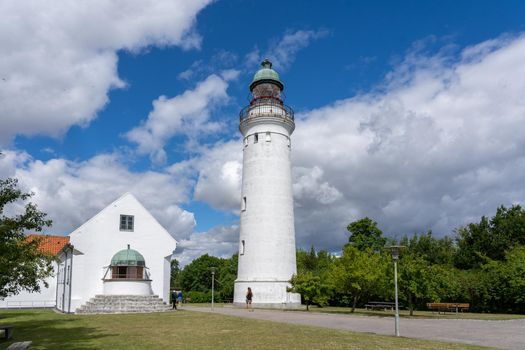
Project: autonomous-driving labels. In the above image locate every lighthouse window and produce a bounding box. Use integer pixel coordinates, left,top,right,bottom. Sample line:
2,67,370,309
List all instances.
240,240,245,255
120,215,134,231
266,132,271,142
242,196,247,211
244,138,248,147
254,133,259,143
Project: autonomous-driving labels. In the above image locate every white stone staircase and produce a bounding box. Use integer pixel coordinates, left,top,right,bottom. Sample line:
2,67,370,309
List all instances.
76,295,171,314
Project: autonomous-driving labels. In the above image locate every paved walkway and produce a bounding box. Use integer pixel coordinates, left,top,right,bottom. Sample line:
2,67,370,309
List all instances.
183,306,525,350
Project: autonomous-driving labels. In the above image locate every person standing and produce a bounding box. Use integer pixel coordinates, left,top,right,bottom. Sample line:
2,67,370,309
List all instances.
171,290,177,310
177,291,183,308
246,287,253,311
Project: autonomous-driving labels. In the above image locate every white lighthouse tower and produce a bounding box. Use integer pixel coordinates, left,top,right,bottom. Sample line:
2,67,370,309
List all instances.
233,59,301,308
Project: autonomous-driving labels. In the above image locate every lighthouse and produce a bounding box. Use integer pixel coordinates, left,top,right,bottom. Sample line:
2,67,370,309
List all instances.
233,59,301,308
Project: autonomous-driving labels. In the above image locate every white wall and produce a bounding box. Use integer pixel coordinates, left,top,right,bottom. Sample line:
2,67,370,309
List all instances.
0,262,58,309
1,193,177,312
235,105,299,306
68,193,176,312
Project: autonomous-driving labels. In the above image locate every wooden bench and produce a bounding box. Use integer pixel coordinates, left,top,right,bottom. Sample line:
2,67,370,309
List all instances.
426,302,469,314
365,301,398,311
1,325,14,340
7,341,32,350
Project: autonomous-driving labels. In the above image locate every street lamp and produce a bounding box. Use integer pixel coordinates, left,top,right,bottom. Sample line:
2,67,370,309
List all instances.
387,245,405,337
210,267,216,311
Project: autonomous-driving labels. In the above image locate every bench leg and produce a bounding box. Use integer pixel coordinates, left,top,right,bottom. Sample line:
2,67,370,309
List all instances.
2,328,14,340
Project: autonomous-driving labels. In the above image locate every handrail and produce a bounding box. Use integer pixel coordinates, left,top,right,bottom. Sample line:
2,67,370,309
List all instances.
4,300,56,309
240,100,294,121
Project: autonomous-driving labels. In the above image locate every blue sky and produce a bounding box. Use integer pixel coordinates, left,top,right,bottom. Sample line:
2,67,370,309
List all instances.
2,0,525,264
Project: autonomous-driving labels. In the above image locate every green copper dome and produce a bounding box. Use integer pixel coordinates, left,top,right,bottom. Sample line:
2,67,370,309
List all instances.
111,246,146,266
250,58,284,91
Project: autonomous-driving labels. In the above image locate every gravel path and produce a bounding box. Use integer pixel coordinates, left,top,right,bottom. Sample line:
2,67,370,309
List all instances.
183,306,525,350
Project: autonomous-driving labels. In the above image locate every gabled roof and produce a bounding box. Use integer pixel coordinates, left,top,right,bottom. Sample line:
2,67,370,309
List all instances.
69,192,177,246
26,234,70,256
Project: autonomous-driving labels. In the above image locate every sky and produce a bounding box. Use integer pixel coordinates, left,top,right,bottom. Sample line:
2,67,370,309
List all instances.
1,0,525,265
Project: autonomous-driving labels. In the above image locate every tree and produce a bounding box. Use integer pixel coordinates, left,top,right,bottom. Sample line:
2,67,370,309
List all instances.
179,254,223,293
288,272,329,310
297,246,335,277
404,231,455,266
179,253,238,302
347,217,386,252
0,178,54,298
170,259,181,289
297,246,318,273
217,254,238,301
396,254,437,315
328,245,387,312
455,205,525,269
481,245,525,313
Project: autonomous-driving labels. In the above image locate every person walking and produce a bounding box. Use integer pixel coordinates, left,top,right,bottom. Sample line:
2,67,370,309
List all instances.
246,287,253,311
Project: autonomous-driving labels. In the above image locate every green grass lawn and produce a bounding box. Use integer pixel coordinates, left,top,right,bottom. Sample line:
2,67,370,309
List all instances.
0,309,495,350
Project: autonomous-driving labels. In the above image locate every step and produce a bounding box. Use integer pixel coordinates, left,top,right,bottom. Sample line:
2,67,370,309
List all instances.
75,295,171,314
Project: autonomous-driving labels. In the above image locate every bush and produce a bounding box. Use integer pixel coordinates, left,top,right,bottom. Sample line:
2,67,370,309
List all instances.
185,291,212,303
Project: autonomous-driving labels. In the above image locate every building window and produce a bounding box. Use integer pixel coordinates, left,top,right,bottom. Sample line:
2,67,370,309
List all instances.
244,138,248,147
242,196,246,211
254,133,259,143
120,215,134,231
265,132,271,142
240,240,245,255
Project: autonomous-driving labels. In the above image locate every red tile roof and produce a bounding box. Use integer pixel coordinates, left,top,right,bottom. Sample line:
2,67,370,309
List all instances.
26,234,70,256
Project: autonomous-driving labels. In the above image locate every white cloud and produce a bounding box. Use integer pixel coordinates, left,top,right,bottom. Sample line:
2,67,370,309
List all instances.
0,0,212,144
245,29,328,71
173,224,239,266
126,73,237,164
5,31,525,263
0,150,196,240
269,30,328,70
290,33,525,248
185,33,525,253
191,140,242,212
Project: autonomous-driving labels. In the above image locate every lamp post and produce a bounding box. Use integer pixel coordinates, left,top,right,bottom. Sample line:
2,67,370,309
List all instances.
387,245,404,337
210,267,216,311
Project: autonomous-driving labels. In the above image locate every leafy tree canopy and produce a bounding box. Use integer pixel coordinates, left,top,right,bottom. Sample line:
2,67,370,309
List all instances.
328,245,387,312
0,178,54,298
297,246,335,278
179,254,224,293
288,272,329,310
400,231,455,266
347,217,386,252
455,205,525,269
170,258,181,289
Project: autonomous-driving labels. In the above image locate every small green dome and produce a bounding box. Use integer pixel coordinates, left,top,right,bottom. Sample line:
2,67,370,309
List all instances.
111,246,146,266
250,59,284,91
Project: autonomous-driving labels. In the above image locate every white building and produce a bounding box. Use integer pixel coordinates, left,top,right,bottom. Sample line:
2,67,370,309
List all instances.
0,193,177,313
233,59,301,308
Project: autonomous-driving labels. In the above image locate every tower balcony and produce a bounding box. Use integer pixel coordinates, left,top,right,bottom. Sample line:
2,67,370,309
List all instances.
239,99,294,122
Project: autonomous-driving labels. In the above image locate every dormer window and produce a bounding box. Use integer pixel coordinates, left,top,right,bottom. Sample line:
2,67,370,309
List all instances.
120,215,134,231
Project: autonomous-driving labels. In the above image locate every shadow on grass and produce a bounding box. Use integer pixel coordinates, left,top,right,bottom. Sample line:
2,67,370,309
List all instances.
0,315,115,350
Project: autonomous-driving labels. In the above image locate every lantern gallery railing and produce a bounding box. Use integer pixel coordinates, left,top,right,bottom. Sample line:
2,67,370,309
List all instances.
240,100,294,121
104,267,151,280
